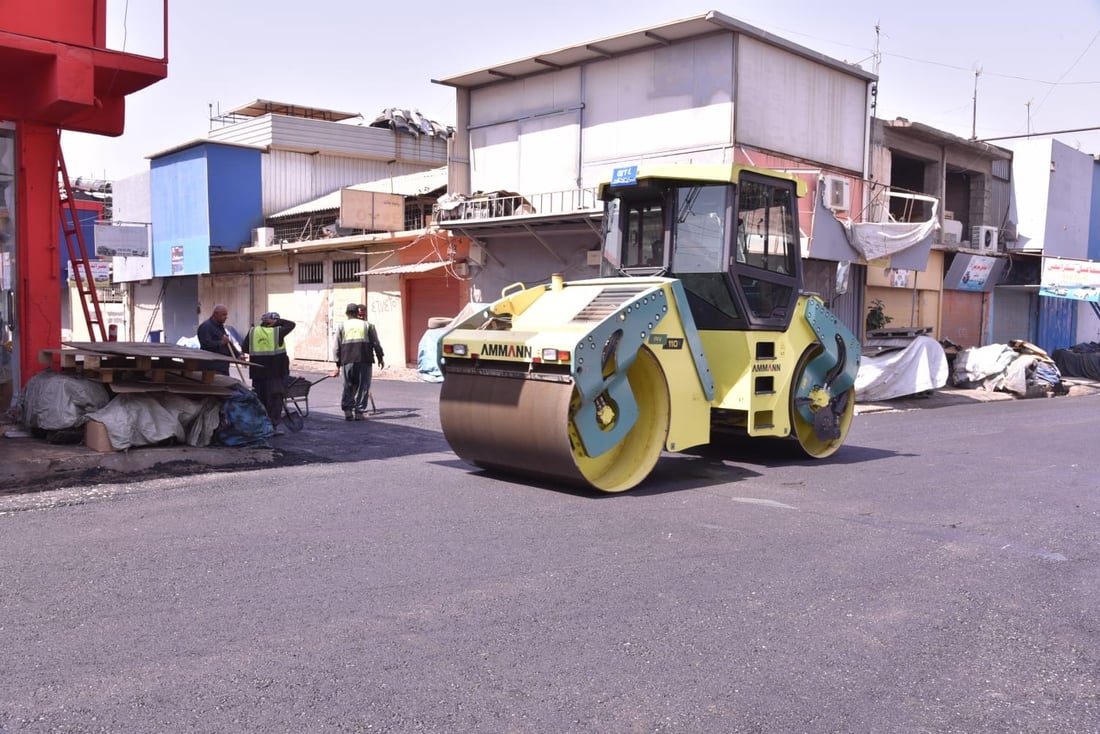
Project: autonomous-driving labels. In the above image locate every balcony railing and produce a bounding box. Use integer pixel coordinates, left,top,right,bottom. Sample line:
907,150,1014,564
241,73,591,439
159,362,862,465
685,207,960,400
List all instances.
434,187,600,224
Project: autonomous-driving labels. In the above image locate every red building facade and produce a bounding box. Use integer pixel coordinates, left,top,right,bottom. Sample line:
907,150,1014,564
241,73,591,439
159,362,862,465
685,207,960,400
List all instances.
0,0,168,392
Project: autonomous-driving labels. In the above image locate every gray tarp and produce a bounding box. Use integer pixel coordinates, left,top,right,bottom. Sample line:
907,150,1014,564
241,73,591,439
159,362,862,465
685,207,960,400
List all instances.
86,393,221,450
952,342,1065,397
20,370,110,431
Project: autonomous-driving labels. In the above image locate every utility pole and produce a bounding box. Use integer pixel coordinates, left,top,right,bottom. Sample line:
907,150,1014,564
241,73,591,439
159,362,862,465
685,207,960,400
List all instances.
867,21,882,187
871,22,881,117
971,66,982,140
1026,99,1033,138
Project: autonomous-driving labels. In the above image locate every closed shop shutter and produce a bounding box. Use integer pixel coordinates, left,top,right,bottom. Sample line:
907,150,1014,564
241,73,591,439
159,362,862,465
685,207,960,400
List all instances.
405,276,462,365
941,289,985,348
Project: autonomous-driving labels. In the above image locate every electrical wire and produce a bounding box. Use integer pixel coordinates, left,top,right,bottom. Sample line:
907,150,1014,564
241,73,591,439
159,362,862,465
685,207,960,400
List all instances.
1031,29,1100,117
881,51,1100,86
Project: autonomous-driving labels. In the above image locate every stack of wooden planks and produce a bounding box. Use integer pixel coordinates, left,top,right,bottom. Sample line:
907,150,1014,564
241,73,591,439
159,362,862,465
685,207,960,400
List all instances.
39,342,252,395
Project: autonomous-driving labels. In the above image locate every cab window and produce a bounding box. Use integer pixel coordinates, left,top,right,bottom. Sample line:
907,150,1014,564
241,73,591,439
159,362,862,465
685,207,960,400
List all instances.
671,185,729,273
735,177,799,322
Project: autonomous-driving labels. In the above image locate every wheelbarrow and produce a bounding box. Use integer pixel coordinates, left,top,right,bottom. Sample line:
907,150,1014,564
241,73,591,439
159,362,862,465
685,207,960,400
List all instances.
281,374,330,432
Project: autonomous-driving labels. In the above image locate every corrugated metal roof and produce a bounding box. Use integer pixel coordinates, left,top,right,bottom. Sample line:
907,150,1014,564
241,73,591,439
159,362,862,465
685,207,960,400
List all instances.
358,261,450,276
146,137,264,161
269,167,448,219
433,10,876,90
223,99,359,122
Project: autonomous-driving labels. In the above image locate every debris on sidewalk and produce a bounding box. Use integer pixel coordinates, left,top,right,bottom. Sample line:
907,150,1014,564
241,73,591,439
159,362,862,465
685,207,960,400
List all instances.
952,340,1067,398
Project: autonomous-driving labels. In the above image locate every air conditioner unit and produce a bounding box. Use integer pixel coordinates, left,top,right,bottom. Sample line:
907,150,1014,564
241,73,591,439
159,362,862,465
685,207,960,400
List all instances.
942,218,963,246
823,176,851,211
467,242,486,266
971,225,999,254
252,227,274,247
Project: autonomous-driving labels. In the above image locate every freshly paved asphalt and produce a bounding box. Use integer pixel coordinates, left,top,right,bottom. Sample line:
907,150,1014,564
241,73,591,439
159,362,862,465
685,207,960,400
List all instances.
1,374,1099,731
1,366,1098,494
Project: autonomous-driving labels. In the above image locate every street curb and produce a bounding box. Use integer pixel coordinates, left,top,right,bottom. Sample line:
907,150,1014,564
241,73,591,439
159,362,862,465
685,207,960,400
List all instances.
0,442,276,495
854,378,1100,414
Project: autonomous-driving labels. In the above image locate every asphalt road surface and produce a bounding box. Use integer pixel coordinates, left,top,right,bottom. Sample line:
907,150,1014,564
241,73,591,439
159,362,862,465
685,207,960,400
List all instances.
1,380,1097,733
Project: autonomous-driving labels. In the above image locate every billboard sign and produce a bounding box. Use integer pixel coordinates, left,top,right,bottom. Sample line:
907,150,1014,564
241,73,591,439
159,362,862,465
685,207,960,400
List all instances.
93,221,151,257
1040,257,1100,302
339,189,404,232
943,254,1005,293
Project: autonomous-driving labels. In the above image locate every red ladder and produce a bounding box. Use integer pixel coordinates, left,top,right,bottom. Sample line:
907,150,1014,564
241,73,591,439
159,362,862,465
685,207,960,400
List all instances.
58,140,108,342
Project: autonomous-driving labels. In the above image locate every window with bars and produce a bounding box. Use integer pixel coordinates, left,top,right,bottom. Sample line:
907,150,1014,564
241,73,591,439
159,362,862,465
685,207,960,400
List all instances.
298,261,324,284
333,259,362,283
405,200,432,230
97,287,125,303
272,212,339,244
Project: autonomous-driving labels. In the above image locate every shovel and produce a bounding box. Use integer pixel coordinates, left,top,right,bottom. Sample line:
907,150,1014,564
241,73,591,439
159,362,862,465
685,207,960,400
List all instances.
225,328,249,383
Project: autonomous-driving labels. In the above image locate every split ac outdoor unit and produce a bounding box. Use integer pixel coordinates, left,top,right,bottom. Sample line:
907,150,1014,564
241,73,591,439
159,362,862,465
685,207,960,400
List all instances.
823,175,851,211
467,242,487,266
252,227,274,247
971,225,999,254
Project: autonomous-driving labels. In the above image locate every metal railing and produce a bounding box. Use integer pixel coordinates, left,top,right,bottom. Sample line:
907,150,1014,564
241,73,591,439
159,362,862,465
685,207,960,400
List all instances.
265,188,602,244
433,187,600,224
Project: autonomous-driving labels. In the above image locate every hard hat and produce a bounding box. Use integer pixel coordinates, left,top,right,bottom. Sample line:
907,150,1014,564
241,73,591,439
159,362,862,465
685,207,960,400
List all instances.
261,311,280,321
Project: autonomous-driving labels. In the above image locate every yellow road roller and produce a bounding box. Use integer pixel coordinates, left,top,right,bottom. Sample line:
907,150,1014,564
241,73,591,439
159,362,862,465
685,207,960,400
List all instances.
438,163,860,492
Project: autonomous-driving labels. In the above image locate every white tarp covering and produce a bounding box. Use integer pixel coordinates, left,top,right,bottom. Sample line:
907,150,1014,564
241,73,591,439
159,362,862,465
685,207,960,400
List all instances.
839,190,940,262
855,336,949,402
951,343,1018,387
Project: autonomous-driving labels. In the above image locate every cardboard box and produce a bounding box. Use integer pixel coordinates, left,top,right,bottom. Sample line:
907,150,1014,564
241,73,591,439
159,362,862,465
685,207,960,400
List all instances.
84,420,116,453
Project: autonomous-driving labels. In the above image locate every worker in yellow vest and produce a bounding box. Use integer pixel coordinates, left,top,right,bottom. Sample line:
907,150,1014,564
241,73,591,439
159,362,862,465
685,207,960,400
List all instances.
331,302,384,421
244,312,296,435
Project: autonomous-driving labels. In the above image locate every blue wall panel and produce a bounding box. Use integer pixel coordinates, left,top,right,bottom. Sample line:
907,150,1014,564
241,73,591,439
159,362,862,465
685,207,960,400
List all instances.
151,146,211,277
149,142,262,274
58,202,101,277
1036,295,1077,354
207,145,262,251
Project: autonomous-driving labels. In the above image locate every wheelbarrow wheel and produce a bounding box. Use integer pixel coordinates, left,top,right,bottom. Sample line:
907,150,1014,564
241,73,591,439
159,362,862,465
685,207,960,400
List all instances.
284,406,305,432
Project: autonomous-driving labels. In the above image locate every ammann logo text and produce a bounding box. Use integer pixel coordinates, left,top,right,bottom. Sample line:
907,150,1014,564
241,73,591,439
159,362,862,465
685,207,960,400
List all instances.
482,343,533,359
752,362,782,373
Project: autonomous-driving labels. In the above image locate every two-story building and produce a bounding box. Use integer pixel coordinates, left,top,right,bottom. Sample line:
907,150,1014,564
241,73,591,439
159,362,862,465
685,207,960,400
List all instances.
432,10,883,337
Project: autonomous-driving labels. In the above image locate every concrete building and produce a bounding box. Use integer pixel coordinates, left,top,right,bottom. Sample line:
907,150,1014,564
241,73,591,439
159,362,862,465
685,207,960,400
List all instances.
108,100,457,369
1004,138,1099,351
432,10,882,337
866,118,1013,347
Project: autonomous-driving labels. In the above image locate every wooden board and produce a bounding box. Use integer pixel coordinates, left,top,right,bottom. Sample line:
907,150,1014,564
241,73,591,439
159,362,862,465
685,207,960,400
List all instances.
62,341,252,367
40,342,253,389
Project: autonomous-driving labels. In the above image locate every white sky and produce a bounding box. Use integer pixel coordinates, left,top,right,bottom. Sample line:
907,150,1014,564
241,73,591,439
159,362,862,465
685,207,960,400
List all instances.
61,0,1100,182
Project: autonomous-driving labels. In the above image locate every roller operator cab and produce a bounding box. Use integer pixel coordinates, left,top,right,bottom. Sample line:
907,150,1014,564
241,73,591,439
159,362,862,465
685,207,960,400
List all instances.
438,164,860,493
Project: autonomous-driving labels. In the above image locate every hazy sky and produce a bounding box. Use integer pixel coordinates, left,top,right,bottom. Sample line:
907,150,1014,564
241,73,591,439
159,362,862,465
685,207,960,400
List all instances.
61,0,1100,181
